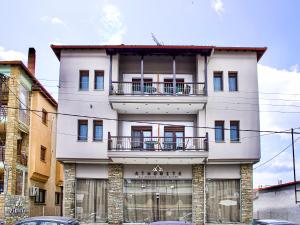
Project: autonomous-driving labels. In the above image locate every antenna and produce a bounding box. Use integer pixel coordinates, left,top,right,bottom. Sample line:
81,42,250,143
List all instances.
151,33,164,46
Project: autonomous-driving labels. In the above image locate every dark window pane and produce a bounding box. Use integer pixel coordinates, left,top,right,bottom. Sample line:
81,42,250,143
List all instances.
95,71,104,90
230,121,240,141
40,146,46,161
42,109,48,124
93,120,103,141
78,120,88,141
213,72,223,91
79,71,89,90
215,121,224,141
229,73,238,91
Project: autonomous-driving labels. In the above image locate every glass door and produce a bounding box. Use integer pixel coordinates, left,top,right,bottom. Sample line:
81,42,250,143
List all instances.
131,126,152,150
164,126,185,150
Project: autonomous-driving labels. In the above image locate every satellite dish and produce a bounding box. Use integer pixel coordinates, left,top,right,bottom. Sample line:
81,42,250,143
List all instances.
151,33,164,46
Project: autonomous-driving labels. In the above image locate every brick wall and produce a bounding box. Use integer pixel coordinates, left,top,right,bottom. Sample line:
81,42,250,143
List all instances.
192,164,205,225
241,164,253,223
108,164,123,224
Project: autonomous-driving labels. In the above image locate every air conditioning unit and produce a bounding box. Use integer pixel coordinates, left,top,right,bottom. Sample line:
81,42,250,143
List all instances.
29,186,39,197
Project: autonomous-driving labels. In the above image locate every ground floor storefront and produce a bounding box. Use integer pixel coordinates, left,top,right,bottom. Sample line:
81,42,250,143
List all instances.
63,164,253,225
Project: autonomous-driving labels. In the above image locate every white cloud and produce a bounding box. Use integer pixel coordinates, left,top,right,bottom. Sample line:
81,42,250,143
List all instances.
211,0,224,15
290,64,299,72
41,16,66,26
253,64,300,187
0,46,26,61
97,4,126,44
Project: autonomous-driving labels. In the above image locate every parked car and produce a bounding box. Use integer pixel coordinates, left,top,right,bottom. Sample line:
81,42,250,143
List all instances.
13,217,79,225
149,221,195,225
253,219,300,225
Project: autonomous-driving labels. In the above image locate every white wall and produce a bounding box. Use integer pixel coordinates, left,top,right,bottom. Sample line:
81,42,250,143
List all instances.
204,51,260,161
56,50,118,160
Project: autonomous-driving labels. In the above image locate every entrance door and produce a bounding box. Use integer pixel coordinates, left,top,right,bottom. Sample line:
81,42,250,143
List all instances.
124,180,192,223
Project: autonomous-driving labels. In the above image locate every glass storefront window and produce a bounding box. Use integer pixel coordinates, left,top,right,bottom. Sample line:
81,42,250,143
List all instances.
124,179,192,223
76,179,108,223
206,179,240,223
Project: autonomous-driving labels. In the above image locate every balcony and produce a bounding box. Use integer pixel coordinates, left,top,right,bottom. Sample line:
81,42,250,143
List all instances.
107,133,209,164
111,81,205,96
108,80,207,114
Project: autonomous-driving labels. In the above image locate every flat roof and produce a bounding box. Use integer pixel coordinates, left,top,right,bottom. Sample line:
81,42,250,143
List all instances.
0,61,57,107
51,44,267,61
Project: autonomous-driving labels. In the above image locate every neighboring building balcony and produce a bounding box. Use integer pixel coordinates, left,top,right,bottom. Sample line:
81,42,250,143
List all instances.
107,132,209,164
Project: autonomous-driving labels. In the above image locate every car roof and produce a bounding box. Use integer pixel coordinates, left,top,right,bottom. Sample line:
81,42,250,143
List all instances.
256,219,294,224
15,216,77,224
149,221,195,225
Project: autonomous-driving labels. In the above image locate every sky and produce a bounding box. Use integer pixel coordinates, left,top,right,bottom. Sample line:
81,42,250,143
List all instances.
0,0,300,188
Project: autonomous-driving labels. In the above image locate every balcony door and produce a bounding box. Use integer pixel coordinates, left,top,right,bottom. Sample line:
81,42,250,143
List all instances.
163,79,184,95
164,126,185,150
131,126,152,150
132,78,153,94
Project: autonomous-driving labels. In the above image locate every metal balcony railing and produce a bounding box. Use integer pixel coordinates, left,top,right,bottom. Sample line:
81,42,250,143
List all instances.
108,133,209,151
110,81,206,96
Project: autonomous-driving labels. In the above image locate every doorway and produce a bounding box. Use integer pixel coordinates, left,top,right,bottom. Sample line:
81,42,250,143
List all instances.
124,179,192,223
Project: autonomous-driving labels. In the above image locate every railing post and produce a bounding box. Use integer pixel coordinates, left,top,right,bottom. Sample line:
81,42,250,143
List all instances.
204,55,208,96
141,55,144,95
108,132,111,150
205,132,209,151
173,55,176,95
109,54,113,94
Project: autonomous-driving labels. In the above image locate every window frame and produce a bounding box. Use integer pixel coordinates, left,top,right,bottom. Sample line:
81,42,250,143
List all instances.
55,192,61,205
42,108,48,125
40,145,46,162
79,70,89,91
228,72,238,92
215,120,225,142
213,72,223,92
94,70,104,90
78,120,88,141
35,189,46,204
230,120,240,142
93,120,103,141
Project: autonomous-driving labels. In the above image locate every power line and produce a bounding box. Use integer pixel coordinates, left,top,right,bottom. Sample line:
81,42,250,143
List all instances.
3,105,300,135
254,136,300,170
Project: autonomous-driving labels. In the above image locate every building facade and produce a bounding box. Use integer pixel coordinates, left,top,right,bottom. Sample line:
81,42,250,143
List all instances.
0,48,62,224
52,44,266,225
253,181,300,223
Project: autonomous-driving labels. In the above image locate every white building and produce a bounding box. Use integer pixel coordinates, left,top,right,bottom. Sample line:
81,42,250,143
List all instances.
51,45,266,225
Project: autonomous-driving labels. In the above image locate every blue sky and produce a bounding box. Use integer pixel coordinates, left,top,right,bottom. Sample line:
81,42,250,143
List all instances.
1,0,300,187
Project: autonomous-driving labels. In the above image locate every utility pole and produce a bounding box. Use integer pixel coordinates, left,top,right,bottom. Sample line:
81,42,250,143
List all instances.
291,128,299,204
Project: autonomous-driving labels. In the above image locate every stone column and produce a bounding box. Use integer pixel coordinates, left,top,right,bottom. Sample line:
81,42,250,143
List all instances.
63,163,76,218
108,164,123,224
4,66,20,195
192,164,205,225
241,164,253,223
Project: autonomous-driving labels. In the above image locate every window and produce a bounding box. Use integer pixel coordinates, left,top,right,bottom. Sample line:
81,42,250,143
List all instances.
76,179,108,223
94,70,104,90
131,126,152,149
79,70,89,90
229,72,238,91
93,120,103,141
78,120,88,141
206,179,240,223
213,72,223,91
42,109,48,124
40,146,46,162
215,121,224,142
164,126,185,150
230,121,240,142
35,189,46,204
55,192,61,205
19,84,29,124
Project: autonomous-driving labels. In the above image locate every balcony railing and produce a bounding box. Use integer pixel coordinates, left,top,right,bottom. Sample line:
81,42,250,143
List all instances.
108,134,209,151
110,81,206,96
